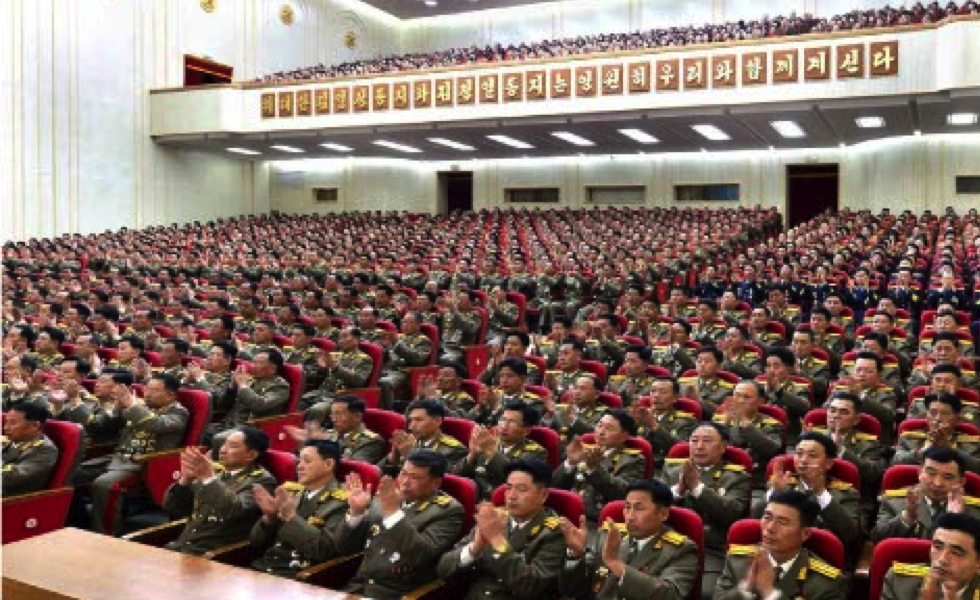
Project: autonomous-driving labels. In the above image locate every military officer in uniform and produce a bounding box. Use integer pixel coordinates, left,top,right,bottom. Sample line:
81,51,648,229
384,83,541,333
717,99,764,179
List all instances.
296,395,386,464
439,291,483,364
378,312,432,409
154,338,189,382
208,349,290,452
75,372,189,534
633,378,697,469
183,341,238,416
467,358,544,427
31,326,66,368
830,351,900,445
438,458,566,600
810,393,886,491
680,347,735,421
650,321,697,378
713,490,848,599
881,512,980,600
235,320,279,362
790,329,831,402
533,317,573,369
481,331,542,387
908,335,978,391
553,411,646,523
712,381,785,486
759,348,811,445
664,423,752,599
559,478,699,600
550,375,609,447
249,439,349,578
892,393,980,473
1,401,59,497
605,346,655,408
338,450,465,599
282,323,324,393
872,447,980,543
584,313,628,374
377,400,467,476
301,327,373,424
485,287,520,345
455,400,549,498
164,426,277,555
753,433,863,558
808,307,849,369
44,358,99,426
719,325,763,380
691,300,728,345
416,363,475,417
545,339,590,400
908,365,979,422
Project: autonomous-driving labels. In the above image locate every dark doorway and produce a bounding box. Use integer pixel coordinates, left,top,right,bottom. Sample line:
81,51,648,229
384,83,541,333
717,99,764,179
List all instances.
438,171,474,214
786,164,839,229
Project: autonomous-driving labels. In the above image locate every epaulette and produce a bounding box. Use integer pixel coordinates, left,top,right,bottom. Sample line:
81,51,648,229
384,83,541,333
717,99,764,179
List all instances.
678,377,696,385
718,380,735,388
330,489,348,501
525,391,540,399
964,496,980,507
892,562,930,577
901,431,928,439
432,493,451,507
829,480,853,490
854,432,879,441
661,530,687,546
543,516,560,530
808,557,841,579
282,345,294,350
809,357,827,365
439,435,463,448
622,448,641,455
723,464,746,472
664,458,688,465
675,411,695,419
282,481,304,493
883,489,909,498
959,435,980,442
728,544,760,557
251,468,264,476
524,441,544,452
361,429,380,438
761,418,780,426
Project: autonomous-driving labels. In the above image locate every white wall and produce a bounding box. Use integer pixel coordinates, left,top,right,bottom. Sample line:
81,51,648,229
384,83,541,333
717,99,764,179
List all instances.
266,134,980,216
1,0,399,241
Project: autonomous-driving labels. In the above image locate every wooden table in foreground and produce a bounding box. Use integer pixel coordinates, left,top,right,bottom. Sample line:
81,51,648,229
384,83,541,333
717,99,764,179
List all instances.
2,528,360,600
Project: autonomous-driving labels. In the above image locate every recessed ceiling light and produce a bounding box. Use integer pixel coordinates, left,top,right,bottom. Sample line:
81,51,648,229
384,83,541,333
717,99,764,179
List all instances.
551,131,595,147
427,138,475,151
424,0,437,6
948,113,978,126
771,120,806,138
914,129,922,136
691,124,730,141
373,140,422,154
700,148,708,153
226,147,261,155
320,142,353,152
487,134,534,149
270,145,304,153
855,116,885,129
618,128,659,144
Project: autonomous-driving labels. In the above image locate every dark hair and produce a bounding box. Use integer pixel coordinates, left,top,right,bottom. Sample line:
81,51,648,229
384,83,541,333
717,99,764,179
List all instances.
605,409,638,437
214,341,239,361
409,399,446,419
304,439,341,464
797,431,838,458
506,331,531,348
654,376,680,395
498,357,528,378
504,458,552,488
438,361,468,380
41,326,66,344
259,348,284,369
673,319,692,336
63,358,90,377
874,311,895,323
238,425,270,459
9,401,49,425
933,332,960,345
334,395,366,415
109,370,135,386
626,479,673,508
922,446,967,477
698,299,718,311
151,373,181,393
729,324,750,340
293,322,315,338
697,346,723,363
926,392,963,415
553,316,572,329
768,489,821,528
502,400,541,427
120,335,144,353
810,307,832,321
766,347,796,368
405,448,448,478
934,513,980,553
694,421,731,442
625,345,651,362
855,351,883,373
931,364,963,379
862,332,890,350
828,392,863,413
166,338,190,355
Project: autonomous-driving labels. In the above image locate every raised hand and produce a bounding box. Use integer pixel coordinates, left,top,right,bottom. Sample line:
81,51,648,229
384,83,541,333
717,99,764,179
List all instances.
253,484,280,519
566,436,585,465
948,483,965,514
276,486,299,521
751,549,777,597
343,472,373,516
680,459,700,495
476,502,507,550
768,456,792,493
560,515,589,559
584,444,603,471
904,486,920,526
601,518,625,576
375,476,402,517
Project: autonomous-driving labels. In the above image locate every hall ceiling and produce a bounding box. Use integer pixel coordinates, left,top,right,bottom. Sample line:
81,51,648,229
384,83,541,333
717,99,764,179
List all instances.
356,0,565,19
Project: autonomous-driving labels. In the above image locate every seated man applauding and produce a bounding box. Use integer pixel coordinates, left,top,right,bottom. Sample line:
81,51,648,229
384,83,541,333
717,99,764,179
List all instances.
881,512,980,600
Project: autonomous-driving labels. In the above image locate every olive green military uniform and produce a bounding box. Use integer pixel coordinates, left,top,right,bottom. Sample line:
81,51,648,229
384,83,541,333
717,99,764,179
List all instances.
691,321,728,345
320,424,386,464
796,356,831,401
235,343,277,362
827,384,899,446
441,310,482,363
760,380,810,445
712,413,785,485
530,274,560,327
481,359,542,387
249,479,349,578
871,487,980,542
585,338,627,374
2,434,60,497
806,426,886,490
151,364,188,382
466,390,543,428
437,506,566,600
651,344,696,378
891,429,980,473
751,478,863,553
487,301,520,342
379,332,433,408
428,389,476,417
535,338,561,369
164,462,277,555
209,375,291,450
549,403,608,446
547,369,589,401
713,546,848,600
908,396,980,424
553,446,647,521
664,458,752,598
455,438,550,499
185,370,236,413
605,374,654,408
560,522,699,600
881,563,980,600
44,390,99,427
678,375,734,420
748,329,787,350
283,345,323,392
377,433,468,476
641,409,698,472
720,350,763,380
32,351,65,369
301,349,374,423
338,490,465,599
907,364,979,391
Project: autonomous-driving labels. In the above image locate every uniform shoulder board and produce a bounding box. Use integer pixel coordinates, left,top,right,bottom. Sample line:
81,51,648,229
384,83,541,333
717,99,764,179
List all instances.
678,377,696,385
524,441,544,451
524,391,540,399
432,494,451,507
761,418,780,426
362,429,381,438
719,380,735,388
282,345,294,350
901,431,928,439
883,489,909,498
963,496,980,507
543,516,560,530
661,530,687,546
892,562,930,577
439,435,463,448
601,521,629,533
808,557,841,579
728,544,760,557
829,480,853,490
282,481,304,493
622,448,641,455
712,414,728,423
675,412,695,419
251,468,265,476
330,489,348,501
854,432,879,441
664,458,688,465
958,435,980,442
354,351,369,358
723,464,746,472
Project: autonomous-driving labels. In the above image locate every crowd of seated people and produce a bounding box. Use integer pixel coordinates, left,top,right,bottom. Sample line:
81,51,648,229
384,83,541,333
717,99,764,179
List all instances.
4,204,980,599
258,1,979,82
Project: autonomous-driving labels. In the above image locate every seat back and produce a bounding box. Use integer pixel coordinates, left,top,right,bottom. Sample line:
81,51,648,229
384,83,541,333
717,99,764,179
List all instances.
597,392,623,409
442,417,476,447
261,450,299,484
251,412,306,453
441,474,479,534
280,362,305,413
363,409,407,446
802,408,881,437
580,434,653,478
765,455,861,493
666,443,754,471
491,486,584,525
311,338,335,353
505,292,527,331
43,420,85,488
358,341,384,387
882,465,980,497
527,426,561,468
523,354,548,380
728,519,845,570
177,389,213,446
675,398,702,421
419,323,440,365
899,418,980,437
338,459,381,491
580,360,607,386
869,539,932,600
524,384,552,400
460,379,485,402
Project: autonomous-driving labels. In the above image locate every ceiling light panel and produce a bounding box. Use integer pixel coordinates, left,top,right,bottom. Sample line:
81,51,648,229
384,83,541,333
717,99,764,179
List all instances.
855,116,885,128
427,137,476,151
486,134,534,149
948,113,978,126
226,147,261,155
691,124,731,141
618,128,660,144
550,131,595,146
320,142,353,152
372,140,423,153
270,145,304,153
770,120,806,138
